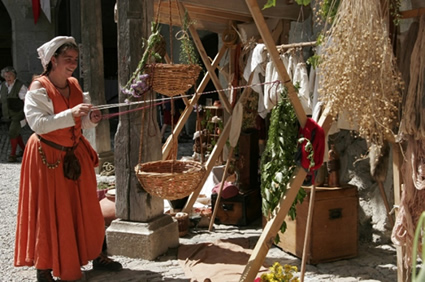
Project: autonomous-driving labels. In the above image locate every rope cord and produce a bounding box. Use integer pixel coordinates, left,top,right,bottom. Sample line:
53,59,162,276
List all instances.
95,79,282,119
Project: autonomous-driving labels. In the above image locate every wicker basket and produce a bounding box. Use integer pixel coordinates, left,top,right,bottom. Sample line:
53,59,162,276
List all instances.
146,63,202,97
135,160,205,200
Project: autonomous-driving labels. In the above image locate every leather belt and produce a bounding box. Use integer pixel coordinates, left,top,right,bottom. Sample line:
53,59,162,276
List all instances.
37,135,75,152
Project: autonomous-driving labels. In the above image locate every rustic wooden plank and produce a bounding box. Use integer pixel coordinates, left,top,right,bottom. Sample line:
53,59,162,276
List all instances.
177,0,310,20
401,7,425,19
162,44,228,159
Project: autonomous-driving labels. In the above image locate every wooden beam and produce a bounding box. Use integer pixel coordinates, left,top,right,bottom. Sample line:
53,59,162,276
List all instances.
162,44,228,159
178,1,233,114
239,0,329,280
246,0,307,127
400,7,425,19
176,0,310,21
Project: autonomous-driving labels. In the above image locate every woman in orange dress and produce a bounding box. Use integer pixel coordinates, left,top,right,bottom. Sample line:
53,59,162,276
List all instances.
14,36,121,281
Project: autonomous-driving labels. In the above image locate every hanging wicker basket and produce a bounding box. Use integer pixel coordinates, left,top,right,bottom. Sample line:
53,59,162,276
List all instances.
135,160,205,200
145,63,201,97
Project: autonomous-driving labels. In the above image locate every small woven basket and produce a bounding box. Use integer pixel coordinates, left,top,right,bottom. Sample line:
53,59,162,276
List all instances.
146,63,202,97
135,160,205,200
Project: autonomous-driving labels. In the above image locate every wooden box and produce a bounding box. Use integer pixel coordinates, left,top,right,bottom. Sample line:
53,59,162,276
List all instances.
211,189,261,226
276,185,358,264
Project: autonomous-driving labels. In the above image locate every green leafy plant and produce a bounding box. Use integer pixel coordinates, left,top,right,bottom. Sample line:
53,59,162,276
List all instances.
263,0,311,9
318,0,341,24
179,10,200,66
122,22,163,100
260,88,306,243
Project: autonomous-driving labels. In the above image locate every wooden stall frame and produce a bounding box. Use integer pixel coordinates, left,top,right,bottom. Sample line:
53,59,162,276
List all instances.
156,1,406,281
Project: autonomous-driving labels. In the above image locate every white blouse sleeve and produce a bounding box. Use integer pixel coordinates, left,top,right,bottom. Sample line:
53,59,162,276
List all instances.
24,88,76,134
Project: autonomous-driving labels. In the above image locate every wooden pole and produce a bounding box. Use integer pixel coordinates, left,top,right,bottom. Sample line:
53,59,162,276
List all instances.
208,146,234,231
392,142,408,282
377,181,394,227
243,0,307,128
300,185,316,281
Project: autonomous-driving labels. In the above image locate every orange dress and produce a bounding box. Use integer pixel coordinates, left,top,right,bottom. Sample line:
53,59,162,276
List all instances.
14,76,105,280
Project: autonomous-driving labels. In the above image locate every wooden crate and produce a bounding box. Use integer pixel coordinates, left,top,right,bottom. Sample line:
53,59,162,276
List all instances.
276,185,358,264
211,189,262,226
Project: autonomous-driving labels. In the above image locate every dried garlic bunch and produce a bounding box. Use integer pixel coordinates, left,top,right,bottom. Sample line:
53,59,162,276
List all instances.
318,0,403,148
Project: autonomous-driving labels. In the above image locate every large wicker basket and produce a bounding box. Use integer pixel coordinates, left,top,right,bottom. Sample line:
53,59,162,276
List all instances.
146,63,202,97
135,160,205,200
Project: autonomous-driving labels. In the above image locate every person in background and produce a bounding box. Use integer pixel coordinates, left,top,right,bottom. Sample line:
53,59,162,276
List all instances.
0,66,27,162
14,36,122,282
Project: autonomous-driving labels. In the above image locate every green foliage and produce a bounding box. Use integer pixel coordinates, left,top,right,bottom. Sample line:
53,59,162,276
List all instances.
179,10,200,65
295,0,311,6
124,22,162,90
319,0,341,23
260,88,306,243
263,0,311,9
390,0,403,26
306,54,320,69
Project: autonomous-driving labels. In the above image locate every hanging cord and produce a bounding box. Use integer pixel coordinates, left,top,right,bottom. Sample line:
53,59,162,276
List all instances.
137,95,147,173
170,96,177,163
169,0,173,63
94,80,283,120
148,90,157,137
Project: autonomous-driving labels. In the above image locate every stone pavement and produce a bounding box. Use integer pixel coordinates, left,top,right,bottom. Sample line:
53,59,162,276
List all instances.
0,123,400,281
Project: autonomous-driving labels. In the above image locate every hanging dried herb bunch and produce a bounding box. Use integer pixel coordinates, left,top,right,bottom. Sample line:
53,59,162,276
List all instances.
318,0,403,148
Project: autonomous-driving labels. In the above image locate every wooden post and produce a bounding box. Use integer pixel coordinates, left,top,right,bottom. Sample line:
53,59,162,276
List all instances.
115,0,164,222
80,0,114,171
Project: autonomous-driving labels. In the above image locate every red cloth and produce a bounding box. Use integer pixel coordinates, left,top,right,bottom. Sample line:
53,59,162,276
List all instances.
32,0,40,24
14,76,105,280
298,118,325,171
212,182,239,199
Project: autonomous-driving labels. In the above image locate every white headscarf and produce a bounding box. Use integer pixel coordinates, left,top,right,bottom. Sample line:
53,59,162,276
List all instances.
37,36,77,68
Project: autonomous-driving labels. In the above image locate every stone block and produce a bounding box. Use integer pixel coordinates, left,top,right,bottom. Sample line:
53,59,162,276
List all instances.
106,215,179,260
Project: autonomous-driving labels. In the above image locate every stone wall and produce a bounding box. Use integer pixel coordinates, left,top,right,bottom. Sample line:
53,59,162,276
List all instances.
2,0,57,84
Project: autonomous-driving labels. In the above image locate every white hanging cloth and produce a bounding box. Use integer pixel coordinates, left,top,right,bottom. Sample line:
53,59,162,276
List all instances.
243,43,268,118
263,50,312,115
263,54,288,111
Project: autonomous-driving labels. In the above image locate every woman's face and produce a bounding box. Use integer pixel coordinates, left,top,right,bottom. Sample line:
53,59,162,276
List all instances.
52,49,79,77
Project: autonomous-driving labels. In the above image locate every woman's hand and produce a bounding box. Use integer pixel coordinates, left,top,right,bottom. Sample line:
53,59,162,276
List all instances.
71,103,93,118
89,108,102,123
